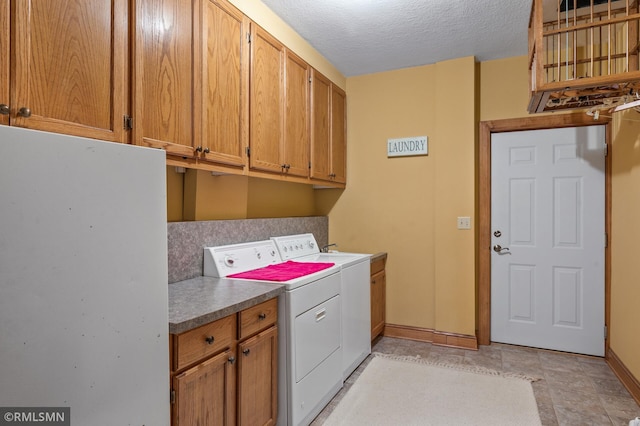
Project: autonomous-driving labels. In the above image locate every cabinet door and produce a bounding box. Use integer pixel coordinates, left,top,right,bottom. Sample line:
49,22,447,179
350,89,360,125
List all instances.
0,0,8,126
11,0,128,142
310,69,331,181
330,84,347,183
249,24,284,173
283,49,309,177
134,0,194,157
371,270,386,339
195,0,249,168
173,348,236,426
237,326,278,426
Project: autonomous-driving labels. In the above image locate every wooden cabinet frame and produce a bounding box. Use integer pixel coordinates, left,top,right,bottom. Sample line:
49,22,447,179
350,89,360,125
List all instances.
529,0,640,113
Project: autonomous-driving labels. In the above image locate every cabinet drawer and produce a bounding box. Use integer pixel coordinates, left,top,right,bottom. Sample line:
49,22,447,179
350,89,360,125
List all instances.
239,298,278,340
174,315,235,371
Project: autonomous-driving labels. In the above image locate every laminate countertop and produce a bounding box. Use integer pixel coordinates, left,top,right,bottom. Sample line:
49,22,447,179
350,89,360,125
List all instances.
168,276,284,334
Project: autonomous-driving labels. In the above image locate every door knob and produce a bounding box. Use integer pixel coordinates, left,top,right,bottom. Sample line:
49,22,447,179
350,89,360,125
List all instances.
493,245,510,253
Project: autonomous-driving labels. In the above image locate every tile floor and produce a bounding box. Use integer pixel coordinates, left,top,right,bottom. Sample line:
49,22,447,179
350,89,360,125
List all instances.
311,336,640,426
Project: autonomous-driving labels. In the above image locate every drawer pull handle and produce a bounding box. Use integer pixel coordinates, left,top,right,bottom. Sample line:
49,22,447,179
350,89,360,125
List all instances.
258,313,267,320
242,348,250,356
205,336,215,345
315,308,326,322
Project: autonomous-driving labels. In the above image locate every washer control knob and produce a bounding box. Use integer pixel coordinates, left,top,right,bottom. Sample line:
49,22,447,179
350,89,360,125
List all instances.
224,256,235,267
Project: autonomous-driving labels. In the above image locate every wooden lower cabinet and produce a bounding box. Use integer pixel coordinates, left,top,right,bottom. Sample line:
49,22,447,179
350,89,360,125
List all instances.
170,298,278,425
370,253,387,341
237,326,278,426
173,348,236,425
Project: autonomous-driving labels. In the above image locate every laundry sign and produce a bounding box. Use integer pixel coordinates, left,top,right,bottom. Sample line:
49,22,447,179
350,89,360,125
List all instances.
387,136,428,157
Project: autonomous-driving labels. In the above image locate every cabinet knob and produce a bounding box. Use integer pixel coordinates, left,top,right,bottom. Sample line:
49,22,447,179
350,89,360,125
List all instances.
203,147,210,154
372,280,376,284
0,104,9,115
258,313,267,320
205,335,215,345
242,348,250,356
228,356,236,364
18,107,31,118
195,146,203,152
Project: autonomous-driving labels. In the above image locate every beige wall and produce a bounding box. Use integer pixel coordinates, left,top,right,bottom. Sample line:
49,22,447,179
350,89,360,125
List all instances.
479,56,531,121
172,171,316,220
609,112,640,377
317,57,477,335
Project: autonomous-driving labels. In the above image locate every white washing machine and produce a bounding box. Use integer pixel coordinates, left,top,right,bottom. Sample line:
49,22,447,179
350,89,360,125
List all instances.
204,239,343,426
271,234,372,380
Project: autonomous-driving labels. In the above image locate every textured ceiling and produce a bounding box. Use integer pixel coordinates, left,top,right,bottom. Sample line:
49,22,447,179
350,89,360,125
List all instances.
261,0,533,77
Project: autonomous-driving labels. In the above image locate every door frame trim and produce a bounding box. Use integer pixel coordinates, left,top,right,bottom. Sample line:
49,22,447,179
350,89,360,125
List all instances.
477,113,611,355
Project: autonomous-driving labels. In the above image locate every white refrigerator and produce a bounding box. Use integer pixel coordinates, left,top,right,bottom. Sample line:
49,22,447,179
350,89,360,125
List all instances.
0,127,170,425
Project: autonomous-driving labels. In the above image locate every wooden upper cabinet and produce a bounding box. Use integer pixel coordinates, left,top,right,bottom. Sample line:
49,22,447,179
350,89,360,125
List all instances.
310,69,331,181
0,0,8,126
283,50,310,178
249,24,285,174
330,84,347,183
249,26,311,179
135,0,249,170
8,0,128,142
134,0,194,157
195,0,249,167
310,69,346,185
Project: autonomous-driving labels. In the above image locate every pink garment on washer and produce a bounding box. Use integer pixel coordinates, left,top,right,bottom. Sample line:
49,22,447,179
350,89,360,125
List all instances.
227,260,335,282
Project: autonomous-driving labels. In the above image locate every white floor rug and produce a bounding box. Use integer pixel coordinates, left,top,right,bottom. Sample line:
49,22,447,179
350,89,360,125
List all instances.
323,353,542,426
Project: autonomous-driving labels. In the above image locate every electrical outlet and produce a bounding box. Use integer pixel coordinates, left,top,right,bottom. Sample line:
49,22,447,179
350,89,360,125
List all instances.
457,217,471,230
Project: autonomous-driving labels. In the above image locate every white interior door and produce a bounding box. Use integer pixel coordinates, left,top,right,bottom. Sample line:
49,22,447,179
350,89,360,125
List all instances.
491,126,605,356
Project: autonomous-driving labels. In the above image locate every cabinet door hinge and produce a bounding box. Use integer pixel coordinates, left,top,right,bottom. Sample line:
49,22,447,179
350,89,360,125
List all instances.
246,146,250,157
247,33,252,44
123,115,133,131
308,162,311,169
604,143,608,157
605,232,608,248
170,389,176,404
604,325,608,339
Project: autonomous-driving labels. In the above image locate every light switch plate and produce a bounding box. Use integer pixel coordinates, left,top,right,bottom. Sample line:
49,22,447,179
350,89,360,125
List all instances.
457,216,471,230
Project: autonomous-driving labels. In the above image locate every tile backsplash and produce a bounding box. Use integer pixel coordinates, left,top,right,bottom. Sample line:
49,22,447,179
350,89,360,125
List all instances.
167,216,328,284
